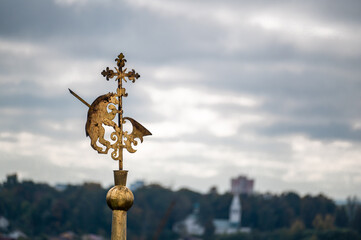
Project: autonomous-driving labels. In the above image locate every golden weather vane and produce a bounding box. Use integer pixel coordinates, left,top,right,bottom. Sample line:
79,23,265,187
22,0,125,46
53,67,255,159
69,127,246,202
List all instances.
69,53,151,170
69,53,151,240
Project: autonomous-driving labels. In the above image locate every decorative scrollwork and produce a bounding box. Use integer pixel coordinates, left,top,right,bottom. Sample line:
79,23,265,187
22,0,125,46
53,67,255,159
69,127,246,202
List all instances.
123,117,152,153
101,53,140,83
85,94,152,159
110,131,122,161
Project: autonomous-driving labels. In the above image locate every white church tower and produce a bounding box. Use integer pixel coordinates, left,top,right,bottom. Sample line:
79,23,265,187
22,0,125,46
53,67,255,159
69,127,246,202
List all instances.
229,194,241,228
228,175,254,230
213,175,254,234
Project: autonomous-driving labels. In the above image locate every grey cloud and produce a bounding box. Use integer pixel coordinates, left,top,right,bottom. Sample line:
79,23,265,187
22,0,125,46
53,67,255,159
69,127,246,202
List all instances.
1,0,361,198
0,152,114,187
258,123,361,142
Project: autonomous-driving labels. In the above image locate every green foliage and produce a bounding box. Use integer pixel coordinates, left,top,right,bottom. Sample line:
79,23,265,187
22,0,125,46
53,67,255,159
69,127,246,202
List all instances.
352,207,361,234
300,194,336,229
312,214,335,230
0,180,110,237
334,206,348,228
216,229,361,240
0,179,360,239
290,219,305,233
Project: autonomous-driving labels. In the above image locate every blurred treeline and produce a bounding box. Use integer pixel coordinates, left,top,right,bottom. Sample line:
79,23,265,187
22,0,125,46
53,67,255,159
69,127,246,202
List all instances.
0,178,360,240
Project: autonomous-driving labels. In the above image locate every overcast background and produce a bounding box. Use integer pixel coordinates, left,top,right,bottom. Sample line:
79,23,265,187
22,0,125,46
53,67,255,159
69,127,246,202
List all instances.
0,0,360,200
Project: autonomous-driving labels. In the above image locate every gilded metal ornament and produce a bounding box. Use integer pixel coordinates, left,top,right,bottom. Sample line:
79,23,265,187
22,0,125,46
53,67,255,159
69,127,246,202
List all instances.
69,53,150,240
69,53,151,170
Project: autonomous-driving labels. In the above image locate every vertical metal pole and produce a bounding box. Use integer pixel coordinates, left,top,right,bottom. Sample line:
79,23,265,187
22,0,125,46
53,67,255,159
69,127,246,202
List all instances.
118,73,123,171
107,170,134,240
111,211,127,239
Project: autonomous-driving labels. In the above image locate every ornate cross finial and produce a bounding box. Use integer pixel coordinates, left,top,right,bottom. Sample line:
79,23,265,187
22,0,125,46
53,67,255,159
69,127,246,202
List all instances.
70,53,151,170
101,53,140,83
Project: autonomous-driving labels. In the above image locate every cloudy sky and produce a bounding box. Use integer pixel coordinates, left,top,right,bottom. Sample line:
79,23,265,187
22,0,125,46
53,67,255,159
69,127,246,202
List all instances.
0,0,360,199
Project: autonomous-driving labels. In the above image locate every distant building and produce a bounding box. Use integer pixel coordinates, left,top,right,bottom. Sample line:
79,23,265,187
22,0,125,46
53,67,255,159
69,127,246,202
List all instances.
229,194,241,228
173,175,254,237
54,184,68,192
231,175,254,195
213,219,230,235
81,234,104,240
8,230,26,239
130,180,145,191
213,175,254,235
0,216,9,230
213,194,243,235
59,231,76,240
173,203,205,237
49,231,78,240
